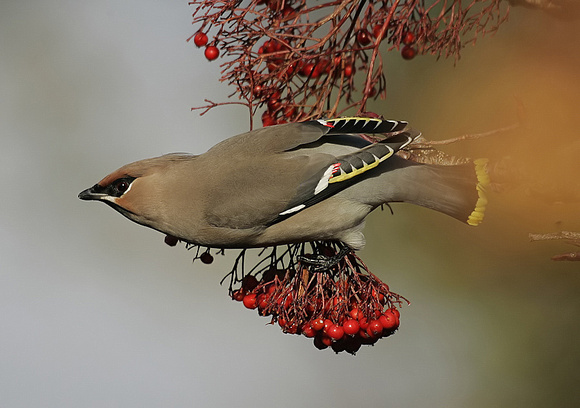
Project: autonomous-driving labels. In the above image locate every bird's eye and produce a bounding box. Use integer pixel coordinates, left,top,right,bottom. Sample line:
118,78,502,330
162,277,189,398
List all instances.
113,179,130,194
107,176,136,197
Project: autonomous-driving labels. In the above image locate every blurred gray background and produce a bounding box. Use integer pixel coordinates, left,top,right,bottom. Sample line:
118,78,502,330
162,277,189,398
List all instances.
1,1,579,407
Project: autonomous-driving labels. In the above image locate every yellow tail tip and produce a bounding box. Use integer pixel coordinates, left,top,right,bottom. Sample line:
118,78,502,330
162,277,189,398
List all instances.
467,158,490,226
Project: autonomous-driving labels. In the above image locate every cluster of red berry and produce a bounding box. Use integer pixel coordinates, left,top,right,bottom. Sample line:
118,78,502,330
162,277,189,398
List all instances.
167,235,405,354
231,253,404,354
193,32,218,61
188,0,428,126
189,0,507,125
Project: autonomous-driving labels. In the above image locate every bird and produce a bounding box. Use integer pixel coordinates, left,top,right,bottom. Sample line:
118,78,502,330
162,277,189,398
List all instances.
79,117,489,250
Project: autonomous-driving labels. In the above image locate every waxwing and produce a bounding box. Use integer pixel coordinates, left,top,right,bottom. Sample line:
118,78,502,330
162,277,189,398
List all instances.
79,117,489,250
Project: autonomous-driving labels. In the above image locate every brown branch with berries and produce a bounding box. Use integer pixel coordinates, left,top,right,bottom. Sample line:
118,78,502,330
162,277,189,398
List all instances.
188,0,509,128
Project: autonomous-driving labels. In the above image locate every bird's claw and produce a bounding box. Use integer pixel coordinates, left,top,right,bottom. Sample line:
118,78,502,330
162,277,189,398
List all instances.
297,245,352,272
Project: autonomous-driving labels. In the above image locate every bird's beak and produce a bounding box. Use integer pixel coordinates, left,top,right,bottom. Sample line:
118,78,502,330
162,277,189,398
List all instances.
78,184,107,201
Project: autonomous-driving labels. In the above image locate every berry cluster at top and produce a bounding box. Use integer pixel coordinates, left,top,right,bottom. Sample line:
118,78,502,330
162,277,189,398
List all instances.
188,0,508,127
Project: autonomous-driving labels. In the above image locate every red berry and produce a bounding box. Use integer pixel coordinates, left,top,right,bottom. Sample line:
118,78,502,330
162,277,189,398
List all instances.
379,311,399,331
315,58,330,76
281,5,295,18
299,62,315,77
322,319,334,333
283,105,296,118
267,97,281,112
164,235,178,246
343,64,354,77
263,40,273,53
261,111,276,127
282,294,293,309
252,84,263,97
349,308,362,320
232,289,246,302
281,62,296,78
358,329,371,340
356,29,372,46
373,24,385,39
342,319,360,336
243,293,258,309
267,62,279,73
371,289,386,305
402,31,416,45
278,317,287,328
310,318,325,331
274,40,284,52
327,324,344,341
320,334,333,347
199,252,213,264
263,39,283,54
361,329,380,345
193,32,208,48
266,285,277,295
301,324,316,338
285,323,299,334
391,308,400,319
257,293,269,310
267,0,282,12
368,319,384,336
332,295,344,307
358,317,369,330
401,45,416,60
306,302,316,315
204,46,219,61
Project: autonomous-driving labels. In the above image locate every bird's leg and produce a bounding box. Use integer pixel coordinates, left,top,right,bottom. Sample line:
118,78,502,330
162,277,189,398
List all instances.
297,243,352,273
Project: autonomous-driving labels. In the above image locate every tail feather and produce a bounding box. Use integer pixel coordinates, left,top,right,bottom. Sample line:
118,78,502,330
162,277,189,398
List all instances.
466,159,490,226
402,158,490,225
353,156,490,225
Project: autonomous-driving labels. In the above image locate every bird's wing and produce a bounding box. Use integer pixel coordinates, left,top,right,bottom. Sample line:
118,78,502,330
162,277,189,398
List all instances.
206,117,409,155
202,118,419,230
271,119,421,225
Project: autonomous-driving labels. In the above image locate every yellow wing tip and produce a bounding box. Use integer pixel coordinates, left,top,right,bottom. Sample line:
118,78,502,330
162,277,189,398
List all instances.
467,158,490,226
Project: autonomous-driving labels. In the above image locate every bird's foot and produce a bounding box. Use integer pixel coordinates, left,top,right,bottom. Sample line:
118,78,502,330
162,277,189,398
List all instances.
297,244,352,273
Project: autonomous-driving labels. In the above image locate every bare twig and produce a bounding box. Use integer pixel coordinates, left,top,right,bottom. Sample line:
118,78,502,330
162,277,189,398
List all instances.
529,231,580,262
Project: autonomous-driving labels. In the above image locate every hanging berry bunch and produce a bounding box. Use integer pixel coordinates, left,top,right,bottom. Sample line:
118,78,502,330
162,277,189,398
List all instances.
188,0,508,127
223,241,408,354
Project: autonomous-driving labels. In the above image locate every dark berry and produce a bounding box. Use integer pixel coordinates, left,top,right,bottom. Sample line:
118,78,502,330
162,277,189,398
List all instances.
199,252,214,264
356,29,372,46
164,235,178,247
401,45,416,60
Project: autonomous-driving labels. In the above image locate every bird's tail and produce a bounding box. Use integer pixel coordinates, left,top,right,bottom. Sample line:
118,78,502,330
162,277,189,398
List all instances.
361,156,490,225
466,159,490,225
404,158,489,225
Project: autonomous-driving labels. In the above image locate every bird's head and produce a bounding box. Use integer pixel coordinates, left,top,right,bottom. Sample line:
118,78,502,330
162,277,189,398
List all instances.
78,153,194,232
